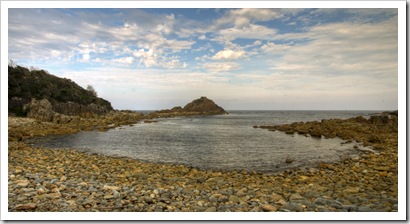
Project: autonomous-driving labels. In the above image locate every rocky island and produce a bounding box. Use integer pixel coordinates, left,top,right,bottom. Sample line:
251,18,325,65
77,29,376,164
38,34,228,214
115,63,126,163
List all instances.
7,65,398,212
147,96,228,119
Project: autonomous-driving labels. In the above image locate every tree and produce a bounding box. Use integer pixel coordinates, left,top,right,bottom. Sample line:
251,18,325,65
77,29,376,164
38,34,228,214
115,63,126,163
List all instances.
87,85,97,97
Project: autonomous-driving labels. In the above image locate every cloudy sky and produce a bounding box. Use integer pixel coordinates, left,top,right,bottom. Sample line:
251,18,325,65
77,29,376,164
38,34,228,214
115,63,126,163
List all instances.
8,8,398,110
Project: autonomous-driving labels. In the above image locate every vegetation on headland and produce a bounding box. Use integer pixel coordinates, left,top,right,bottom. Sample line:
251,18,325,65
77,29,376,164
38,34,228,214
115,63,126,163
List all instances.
8,64,113,117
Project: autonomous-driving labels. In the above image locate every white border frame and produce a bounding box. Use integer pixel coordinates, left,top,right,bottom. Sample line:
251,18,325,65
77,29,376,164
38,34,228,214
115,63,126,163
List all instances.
1,1,406,221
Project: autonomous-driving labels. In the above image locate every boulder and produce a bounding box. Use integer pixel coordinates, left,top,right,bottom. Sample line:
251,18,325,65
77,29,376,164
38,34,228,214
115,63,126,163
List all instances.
24,99,55,122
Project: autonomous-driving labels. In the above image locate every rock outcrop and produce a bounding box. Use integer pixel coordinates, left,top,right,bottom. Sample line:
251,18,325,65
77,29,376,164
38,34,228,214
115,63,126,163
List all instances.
153,96,228,117
183,96,227,115
24,98,54,122
8,65,113,117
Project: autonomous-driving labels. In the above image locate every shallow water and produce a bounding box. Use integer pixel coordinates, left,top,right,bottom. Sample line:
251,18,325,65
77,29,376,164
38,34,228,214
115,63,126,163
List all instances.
29,111,378,172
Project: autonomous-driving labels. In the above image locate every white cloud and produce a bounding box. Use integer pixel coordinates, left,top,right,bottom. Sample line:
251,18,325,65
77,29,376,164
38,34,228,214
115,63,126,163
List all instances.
212,49,245,60
218,24,277,41
260,42,291,55
198,34,207,40
156,14,175,34
113,57,134,65
81,53,90,62
50,50,61,57
204,62,240,72
214,9,284,28
133,49,157,67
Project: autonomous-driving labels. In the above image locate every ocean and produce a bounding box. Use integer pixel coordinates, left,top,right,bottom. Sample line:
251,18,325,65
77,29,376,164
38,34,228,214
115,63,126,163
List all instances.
29,110,380,173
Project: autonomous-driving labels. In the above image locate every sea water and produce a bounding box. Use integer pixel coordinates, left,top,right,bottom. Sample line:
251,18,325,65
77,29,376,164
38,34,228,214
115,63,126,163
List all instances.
29,111,379,172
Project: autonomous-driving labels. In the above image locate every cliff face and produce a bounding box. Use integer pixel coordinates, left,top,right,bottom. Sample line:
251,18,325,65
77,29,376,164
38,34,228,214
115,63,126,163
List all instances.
8,65,113,118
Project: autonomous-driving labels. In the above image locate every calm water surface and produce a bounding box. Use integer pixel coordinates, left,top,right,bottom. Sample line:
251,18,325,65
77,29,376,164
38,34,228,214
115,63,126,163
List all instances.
30,111,379,172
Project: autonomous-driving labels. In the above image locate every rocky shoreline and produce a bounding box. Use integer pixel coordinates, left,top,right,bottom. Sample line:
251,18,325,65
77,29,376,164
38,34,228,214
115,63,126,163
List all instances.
8,111,398,212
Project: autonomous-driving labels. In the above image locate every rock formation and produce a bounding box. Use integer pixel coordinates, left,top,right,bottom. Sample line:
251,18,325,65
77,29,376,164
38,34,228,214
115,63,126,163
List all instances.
154,96,228,117
24,98,54,122
183,96,227,115
8,64,113,118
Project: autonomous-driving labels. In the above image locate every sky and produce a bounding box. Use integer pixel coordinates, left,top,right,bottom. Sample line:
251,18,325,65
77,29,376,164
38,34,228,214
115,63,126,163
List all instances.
8,7,398,110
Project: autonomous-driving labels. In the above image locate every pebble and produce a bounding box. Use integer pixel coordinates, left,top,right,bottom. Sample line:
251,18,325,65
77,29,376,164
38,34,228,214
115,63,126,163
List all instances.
261,204,277,212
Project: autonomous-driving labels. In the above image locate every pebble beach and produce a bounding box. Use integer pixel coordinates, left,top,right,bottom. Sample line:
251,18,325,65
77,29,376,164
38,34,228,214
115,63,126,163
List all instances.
7,112,398,212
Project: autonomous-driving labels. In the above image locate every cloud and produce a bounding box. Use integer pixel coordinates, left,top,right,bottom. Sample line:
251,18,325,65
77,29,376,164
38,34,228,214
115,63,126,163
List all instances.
260,42,291,55
212,49,245,60
156,14,175,34
113,56,134,65
133,49,157,67
8,8,195,69
218,24,277,41
276,17,398,74
198,34,207,40
213,9,284,28
81,54,90,62
204,62,240,72
7,8,398,110
50,50,61,57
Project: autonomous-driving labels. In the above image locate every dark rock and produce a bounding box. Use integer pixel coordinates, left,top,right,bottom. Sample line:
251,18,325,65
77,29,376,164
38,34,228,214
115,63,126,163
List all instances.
284,202,304,212
9,65,113,118
183,96,227,115
144,196,154,204
218,195,229,203
357,205,374,212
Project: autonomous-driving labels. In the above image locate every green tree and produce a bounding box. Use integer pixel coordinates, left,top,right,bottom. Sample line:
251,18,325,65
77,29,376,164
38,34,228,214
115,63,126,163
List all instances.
87,85,97,97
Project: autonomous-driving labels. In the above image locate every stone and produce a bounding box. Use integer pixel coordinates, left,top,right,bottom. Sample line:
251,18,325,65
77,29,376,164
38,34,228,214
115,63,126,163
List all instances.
218,195,229,203
14,203,37,210
60,176,67,182
261,204,277,212
144,196,154,204
236,188,247,197
16,180,30,188
286,158,294,163
209,195,218,203
270,193,284,202
205,207,217,212
343,187,360,194
229,195,241,204
275,199,287,206
357,205,374,212
284,202,304,212
289,193,306,202
103,185,121,191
